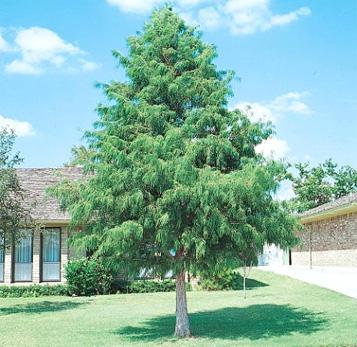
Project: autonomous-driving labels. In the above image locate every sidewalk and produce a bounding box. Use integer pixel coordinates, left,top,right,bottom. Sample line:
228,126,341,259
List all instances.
260,265,357,299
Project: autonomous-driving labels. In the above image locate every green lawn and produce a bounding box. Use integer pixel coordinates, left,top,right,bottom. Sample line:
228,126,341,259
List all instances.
0,270,356,347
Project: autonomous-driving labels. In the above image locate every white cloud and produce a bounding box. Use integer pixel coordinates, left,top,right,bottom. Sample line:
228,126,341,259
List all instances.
236,92,311,161
179,11,199,26
178,0,207,6
236,102,276,123
275,180,295,201
0,115,34,137
267,7,311,29
106,0,207,13
106,0,311,35
3,27,99,75
5,27,79,75
0,33,10,52
270,92,311,115
223,0,268,34
5,60,40,75
222,1,311,35
107,0,164,13
255,137,289,160
78,59,101,72
198,7,221,29
236,92,311,124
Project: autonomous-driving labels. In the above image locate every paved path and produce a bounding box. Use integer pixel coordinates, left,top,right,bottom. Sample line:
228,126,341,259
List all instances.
260,265,357,299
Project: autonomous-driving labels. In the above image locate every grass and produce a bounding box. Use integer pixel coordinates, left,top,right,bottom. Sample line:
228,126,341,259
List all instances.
0,270,356,347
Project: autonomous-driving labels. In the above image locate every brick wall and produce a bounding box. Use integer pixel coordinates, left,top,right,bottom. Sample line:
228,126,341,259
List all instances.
292,211,357,267
292,249,357,267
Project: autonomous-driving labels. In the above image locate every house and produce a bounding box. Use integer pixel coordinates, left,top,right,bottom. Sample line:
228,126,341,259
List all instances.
0,168,83,285
258,244,289,266
292,193,357,267
3,167,355,286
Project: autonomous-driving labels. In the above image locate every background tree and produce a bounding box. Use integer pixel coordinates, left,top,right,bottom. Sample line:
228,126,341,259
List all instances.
65,145,95,167
0,129,31,247
290,159,357,212
52,8,298,338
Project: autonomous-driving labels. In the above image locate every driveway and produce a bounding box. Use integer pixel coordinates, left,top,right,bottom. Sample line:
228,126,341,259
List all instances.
260,265,357,299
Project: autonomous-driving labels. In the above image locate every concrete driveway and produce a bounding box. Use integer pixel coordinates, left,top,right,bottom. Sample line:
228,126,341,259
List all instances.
260,265,357,299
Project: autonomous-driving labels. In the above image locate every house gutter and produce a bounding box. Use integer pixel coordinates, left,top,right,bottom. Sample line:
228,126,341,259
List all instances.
300,203,357,223
34,219,71,227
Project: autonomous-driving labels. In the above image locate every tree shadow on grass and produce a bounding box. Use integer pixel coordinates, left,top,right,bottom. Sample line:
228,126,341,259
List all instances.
232,277,268,290
115,304,328,342
0,300,88,316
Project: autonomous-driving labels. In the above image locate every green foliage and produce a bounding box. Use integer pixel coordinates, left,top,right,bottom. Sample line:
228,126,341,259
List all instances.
290,159,357,212
0,284,68,298
117,279,181,294
0,129,32,240
51,7,297,284
65,258,113,296
198,269,242,291
65,145,96,167
198,268,265,291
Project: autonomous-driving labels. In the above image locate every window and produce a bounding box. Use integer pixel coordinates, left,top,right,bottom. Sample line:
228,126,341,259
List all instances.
14,230,33,282
0,233,4,282
41,228,61,281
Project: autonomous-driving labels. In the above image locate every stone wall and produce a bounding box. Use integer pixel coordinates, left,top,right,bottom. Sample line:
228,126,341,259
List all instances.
292,212,357,267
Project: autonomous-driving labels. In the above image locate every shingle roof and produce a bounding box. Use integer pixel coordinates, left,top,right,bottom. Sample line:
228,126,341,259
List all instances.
17,167,83,221
17,167,357,222
300,192,357,219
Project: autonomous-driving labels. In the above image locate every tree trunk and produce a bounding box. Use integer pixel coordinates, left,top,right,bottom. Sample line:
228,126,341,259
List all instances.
174,271,191,338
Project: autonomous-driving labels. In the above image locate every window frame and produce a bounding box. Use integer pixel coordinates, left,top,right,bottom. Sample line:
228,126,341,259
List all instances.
12,229,33,283
40,227,62,283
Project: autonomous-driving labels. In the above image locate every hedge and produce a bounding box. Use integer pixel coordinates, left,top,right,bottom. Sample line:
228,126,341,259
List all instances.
0,279,190,297
0,284,68,298
116,279,176,293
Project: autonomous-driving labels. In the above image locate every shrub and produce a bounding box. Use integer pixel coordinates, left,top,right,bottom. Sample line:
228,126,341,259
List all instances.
115,279,191,294
65,258,113,296
128,279,176,293
198,269,244,291
0,284,68,298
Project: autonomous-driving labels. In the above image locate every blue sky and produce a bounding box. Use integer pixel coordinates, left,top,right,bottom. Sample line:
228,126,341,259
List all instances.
0,0,356,180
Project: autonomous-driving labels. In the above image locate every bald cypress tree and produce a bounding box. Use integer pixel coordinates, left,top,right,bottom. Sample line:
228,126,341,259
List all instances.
53,8,297,337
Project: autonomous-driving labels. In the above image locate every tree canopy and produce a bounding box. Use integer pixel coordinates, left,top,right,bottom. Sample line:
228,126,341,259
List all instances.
290,159,357,212
0,129,31,240
52,7,298,337
65,145,95,167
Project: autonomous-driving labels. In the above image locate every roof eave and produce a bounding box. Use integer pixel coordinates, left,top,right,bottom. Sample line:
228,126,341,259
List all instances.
34,219,71,226
300,202,357,223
